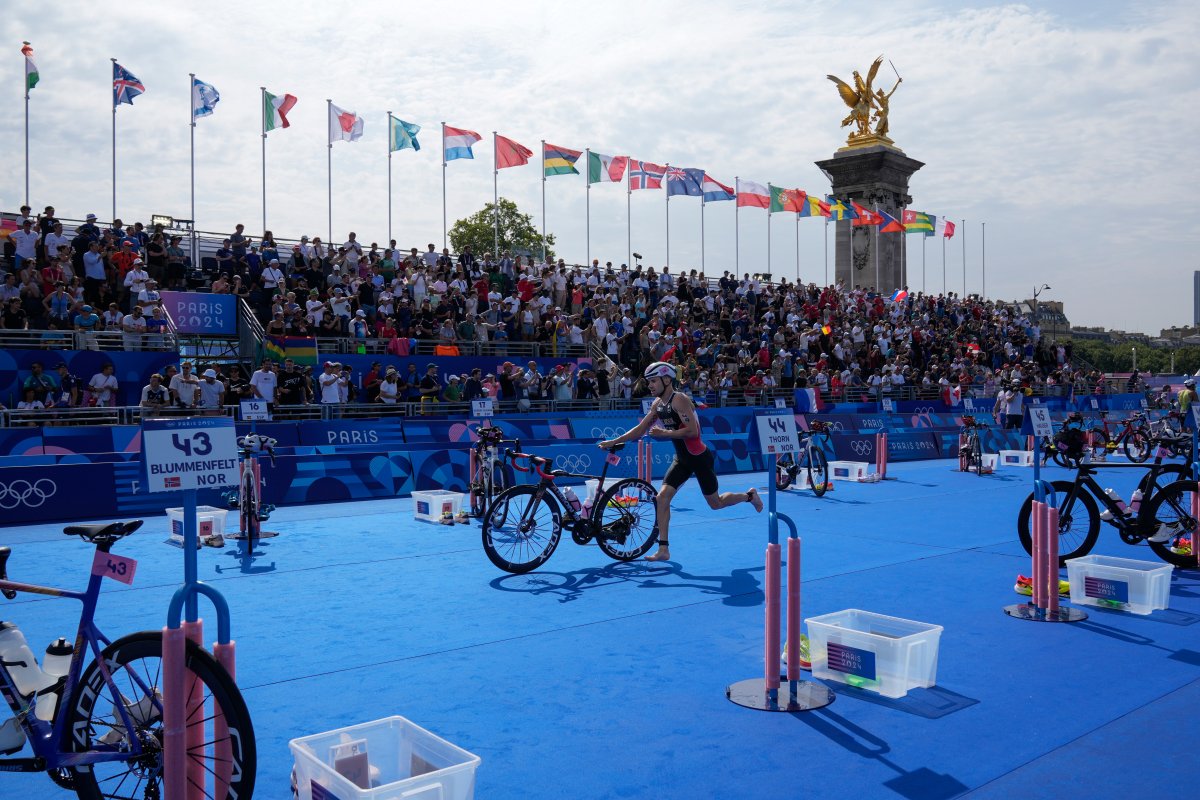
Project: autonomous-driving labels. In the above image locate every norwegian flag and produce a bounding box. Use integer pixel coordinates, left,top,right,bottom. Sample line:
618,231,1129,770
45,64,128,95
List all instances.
163,476,181,488
628,160,666,191
113,62,145,106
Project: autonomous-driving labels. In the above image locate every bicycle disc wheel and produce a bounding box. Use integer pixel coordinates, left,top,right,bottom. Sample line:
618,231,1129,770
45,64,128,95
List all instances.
595,478,659,561
775,455,794,491
66,631,256,800
972,435,983,476
482,486,561,573
1142,480,1200,568
1016,479,1100,566
1124,431,1150,463
807,448,829,497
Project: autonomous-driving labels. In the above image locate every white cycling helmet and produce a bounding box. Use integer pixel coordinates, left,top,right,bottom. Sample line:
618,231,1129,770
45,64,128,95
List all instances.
644,361,676,381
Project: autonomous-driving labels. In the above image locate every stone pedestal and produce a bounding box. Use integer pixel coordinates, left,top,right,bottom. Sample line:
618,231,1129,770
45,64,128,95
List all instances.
815,146,923,294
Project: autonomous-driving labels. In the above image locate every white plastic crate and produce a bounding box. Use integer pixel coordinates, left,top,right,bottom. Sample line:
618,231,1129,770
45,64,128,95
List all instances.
998,450,1034,467
1066,554,1173,615
290,716,480,800
806,609,943,699
829,461,868,481
165,506,228,547
981,453,998,471
412,490,464,523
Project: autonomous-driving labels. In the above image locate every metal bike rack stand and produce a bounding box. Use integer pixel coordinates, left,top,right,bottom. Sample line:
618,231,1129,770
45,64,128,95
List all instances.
727,452,836,712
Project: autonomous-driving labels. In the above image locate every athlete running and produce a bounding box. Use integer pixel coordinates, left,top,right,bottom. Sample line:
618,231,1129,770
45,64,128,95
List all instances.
599,361,763,561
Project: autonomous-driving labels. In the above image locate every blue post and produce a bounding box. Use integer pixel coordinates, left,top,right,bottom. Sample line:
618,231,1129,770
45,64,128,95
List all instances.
1033,441,1043,504
767,453,779,546
183,489,198,622
1192,420,1198,483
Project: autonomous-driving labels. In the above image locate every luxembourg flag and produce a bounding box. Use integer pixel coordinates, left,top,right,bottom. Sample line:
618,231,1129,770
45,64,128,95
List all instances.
890,288,908,303
702,173,735,202
444,124,481,161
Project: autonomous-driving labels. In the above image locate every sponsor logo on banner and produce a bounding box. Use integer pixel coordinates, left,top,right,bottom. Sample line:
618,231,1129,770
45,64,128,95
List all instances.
851,440,874,457
0,478,57,508
159,291,237,335
1084,576,1129,604
555,454,592,472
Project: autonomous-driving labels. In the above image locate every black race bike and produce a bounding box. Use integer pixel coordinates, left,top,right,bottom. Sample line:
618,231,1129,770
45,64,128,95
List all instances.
775,421,831,496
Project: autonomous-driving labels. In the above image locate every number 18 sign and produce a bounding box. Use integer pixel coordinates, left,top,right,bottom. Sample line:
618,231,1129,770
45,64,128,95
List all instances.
142,416,239,493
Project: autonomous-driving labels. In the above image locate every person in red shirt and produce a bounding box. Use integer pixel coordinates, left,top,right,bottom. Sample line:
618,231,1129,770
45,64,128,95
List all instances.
473,275,490,305
110,241,138,281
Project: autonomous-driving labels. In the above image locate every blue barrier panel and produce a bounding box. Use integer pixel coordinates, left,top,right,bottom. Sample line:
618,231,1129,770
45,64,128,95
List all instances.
234,421,303,448
569,415,643,440
405,417,575,443
0,462,119,525
296,419,406,447
0,350,177,408
0,428,44,457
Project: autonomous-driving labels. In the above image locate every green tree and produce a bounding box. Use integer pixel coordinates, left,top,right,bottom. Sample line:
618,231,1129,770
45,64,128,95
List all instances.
448,197,555,262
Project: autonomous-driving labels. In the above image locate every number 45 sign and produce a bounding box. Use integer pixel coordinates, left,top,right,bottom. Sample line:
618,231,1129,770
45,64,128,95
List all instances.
142,416,240,493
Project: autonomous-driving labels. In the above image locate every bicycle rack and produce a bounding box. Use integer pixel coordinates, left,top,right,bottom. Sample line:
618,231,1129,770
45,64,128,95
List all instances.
727,452,835,712
163,488,238,800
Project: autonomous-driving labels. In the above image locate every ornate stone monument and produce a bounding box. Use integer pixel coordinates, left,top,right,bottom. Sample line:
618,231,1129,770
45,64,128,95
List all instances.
815,56,923,293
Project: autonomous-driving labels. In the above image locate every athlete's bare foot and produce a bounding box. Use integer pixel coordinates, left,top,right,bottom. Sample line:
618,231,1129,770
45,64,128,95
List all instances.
747,487,764,513
645,546,671,562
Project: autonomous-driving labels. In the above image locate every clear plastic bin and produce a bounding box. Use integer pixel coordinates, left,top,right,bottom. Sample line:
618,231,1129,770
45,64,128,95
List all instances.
412,491,464,523
998,450,1033,467
290,716,480,800
828,461,868,481
1066,554,1172,615
165,506,228,546
806,609,943,699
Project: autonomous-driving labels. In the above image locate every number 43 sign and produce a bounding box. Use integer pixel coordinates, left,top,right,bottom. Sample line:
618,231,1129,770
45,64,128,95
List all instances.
142,416,240,493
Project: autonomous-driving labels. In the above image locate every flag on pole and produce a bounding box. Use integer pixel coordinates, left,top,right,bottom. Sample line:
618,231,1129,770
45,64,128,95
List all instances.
329,103,364,143
924,213,938,237
112,62,144,106
701,173,735,202
826,195,858,221
588,152,628,183
22,42,38,90
878,209,906,233
264,90,297,132
735,178,770,208
665,167,704,197
628,160,666,190
890,289,909,303
851,201,882,226
191,78,220,120
496,134,533,169
769,185,806,213
444,125,481,161
389,117,420,151
902,210,934,234
543,143,583,175
798,194,830,217
942,219,956,238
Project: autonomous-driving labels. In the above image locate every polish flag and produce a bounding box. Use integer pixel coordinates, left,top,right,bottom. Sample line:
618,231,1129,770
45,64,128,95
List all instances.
735,178,770,209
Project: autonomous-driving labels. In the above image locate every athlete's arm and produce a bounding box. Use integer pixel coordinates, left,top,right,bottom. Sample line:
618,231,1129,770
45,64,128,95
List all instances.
598,401,659,449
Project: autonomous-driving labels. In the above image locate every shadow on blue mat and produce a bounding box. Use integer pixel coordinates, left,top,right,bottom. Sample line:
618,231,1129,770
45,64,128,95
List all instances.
793,707,970,800
489,561,763,606
1073,618,1200,666
826,683,980,720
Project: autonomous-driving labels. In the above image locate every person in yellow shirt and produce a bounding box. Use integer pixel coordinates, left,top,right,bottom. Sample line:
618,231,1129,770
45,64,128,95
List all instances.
1177,378,1196,429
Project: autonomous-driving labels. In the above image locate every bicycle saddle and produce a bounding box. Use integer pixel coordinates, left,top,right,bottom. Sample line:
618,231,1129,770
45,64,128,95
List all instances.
63,519,144,544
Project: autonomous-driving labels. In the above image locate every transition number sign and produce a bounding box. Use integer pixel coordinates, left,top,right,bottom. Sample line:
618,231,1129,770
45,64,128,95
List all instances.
755,412,801,455
142,417,239,493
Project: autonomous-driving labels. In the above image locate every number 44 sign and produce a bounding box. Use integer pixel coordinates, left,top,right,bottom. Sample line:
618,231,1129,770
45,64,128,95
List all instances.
142,416,240,493
755,411,800,455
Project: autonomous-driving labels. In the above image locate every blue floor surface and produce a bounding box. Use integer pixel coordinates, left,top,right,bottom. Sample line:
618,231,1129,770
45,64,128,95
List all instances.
2,459,1197,799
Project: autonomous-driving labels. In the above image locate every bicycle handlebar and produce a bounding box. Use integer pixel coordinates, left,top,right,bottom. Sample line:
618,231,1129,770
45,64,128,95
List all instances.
507,451,554,479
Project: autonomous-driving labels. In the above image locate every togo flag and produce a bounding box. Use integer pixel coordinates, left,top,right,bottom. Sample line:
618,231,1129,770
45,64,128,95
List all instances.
264,90,297,131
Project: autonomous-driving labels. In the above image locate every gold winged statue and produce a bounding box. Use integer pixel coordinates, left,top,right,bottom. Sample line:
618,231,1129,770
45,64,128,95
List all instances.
828,56,901,149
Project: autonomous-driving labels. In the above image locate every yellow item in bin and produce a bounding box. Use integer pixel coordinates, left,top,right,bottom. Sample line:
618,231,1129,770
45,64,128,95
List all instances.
780,634,811,670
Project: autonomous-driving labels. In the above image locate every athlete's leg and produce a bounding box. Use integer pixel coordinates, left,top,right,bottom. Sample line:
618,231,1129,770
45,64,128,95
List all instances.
645,483,678,562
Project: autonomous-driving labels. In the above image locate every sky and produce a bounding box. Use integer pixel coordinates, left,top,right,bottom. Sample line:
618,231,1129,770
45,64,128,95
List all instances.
4,0,1197,334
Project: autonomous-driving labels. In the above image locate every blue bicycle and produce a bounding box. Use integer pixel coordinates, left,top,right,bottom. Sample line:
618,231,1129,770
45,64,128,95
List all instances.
0,519,257,799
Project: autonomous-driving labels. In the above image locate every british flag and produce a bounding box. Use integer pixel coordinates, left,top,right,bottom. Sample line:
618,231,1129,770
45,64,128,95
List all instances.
628,160,666,191
113,62,145,106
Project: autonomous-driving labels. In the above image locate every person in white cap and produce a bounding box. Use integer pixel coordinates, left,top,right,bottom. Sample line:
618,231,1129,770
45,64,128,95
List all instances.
319,361,342,404
261,259,285,292
123,258,150,310
197,368,225,412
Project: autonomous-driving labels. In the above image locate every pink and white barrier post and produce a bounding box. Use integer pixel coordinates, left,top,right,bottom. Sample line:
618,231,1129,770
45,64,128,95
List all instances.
1005,497,1086,622
763,543,781,691
875,432,888,478
638,439,652,483
785,537,801,682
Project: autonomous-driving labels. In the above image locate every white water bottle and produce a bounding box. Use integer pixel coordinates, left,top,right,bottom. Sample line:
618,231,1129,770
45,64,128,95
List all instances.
1104,488,1130,516
563,487,582,513
0,718,26,755
0,622,56,699
1129,489,1144,513
35,638,74,723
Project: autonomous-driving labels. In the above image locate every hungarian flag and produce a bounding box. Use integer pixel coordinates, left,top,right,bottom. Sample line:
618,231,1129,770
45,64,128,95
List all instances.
735,178,770,208
329,103,363,143
769,185,806,213
264,90,297,131
495,134,533,169
878,209,906,233
588,152,628,183
902,210,934,234
22,42,37,90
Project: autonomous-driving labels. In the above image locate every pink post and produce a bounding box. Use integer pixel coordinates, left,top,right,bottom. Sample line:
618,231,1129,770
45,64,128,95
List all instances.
1192,491,1200,569
958,434,966,471
183,620,204,800
162,626,186,800
1031,500,1045,609
1026,435,1034,451
212,641,236,798
786,537,801,682
1046,505,1060,612
764,543,781,691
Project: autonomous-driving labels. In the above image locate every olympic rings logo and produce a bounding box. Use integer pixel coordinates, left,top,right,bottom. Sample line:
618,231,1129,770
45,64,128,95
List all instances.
589,426,629,439
912,406,935,415
826,421,845,431
0,479,57,509
850,440,874,456
555,454,592,472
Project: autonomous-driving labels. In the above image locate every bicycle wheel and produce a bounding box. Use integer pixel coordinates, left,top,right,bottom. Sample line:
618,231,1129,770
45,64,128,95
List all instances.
1089,428,1109,457
1017,479,1100,566
1141,480,1200,568
806,447,829,497
241,467,259,540
66,631,256,800
470,466,492,518
1124,431,1150,463
971,434,984,476
482,486,562,573
1137,464,1190,497
594,478,659,561
775,454,794,490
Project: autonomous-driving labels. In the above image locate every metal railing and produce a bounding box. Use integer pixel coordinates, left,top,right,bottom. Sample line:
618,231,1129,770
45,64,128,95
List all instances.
308,337,589,360
0,329,179,352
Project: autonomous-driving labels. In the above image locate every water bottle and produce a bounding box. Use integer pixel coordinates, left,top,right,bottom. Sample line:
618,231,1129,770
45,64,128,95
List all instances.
1104,488,1130,516
0,622,56,699
35,638,74,723
0,718,25,755
563,487,582,513
1129,489,1144,513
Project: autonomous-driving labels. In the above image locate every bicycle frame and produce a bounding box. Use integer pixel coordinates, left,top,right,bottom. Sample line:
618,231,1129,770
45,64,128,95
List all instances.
780,431,827,479
507,448,621,528
0,552,159,772
1057,462,1175,536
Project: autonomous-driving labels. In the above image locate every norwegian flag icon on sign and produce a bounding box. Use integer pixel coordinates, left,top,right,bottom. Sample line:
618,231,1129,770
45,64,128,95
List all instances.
164,476,181,488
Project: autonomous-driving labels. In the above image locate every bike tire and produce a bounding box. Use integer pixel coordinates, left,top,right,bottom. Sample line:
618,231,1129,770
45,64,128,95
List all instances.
1124,431,1150,463
808,447,829,497
241,468,259,541
470,468,492,518
1141,480,1200,568
481,485,561,573
972,434,983,476
1137,464,1190,497
775,454,794,491
65,630,256,800
594,478,659,561
1017,479,1100,566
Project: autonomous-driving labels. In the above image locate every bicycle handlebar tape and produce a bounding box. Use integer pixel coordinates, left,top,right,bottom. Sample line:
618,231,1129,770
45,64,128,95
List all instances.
184,620,204,800
213,640,236,797
786,537,801,683
764,542,781,692
162,625,187,800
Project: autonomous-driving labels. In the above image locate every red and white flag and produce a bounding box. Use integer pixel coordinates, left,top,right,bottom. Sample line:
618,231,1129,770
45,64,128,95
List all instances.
735,178,770,209
329,103,363,143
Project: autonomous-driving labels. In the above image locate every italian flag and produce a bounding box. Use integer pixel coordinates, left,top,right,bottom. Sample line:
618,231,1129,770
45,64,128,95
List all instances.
264,89,297,131
22,42,38,90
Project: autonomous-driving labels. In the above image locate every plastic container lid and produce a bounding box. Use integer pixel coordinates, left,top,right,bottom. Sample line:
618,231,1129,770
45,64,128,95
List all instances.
46,637,72,656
